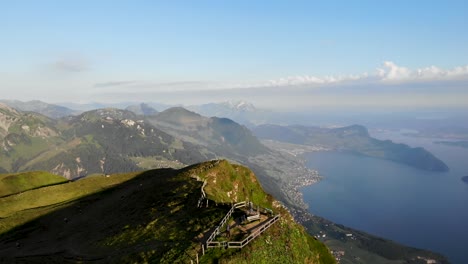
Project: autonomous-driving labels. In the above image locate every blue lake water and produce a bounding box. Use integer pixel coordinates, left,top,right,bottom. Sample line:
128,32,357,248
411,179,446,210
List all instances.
301,131,468,264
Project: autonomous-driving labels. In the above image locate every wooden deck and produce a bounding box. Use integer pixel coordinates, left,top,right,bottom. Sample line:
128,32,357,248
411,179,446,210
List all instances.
205,201,280,249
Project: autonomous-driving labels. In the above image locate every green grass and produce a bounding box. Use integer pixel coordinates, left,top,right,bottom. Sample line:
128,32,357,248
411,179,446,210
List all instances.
183,160,335,264
0,136,63,171
0,160,335,263
204,218,324,264
0,172,140,233
130,156,185,169
0,171,67,197
181,160,273,209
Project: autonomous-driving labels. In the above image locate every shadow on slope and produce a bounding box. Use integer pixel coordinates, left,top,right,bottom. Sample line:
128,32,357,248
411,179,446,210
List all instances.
0,160,335,264
0,167,228,263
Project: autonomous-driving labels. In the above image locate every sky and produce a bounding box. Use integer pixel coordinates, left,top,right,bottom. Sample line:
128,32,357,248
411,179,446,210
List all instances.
1,0,467,110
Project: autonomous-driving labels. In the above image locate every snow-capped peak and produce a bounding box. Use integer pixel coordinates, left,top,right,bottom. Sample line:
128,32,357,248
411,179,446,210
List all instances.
224,100,256,111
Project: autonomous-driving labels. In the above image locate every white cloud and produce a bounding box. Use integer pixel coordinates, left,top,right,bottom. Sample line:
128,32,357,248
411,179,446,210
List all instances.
266,62,468,87
377,61,468,82
266,73,368,86
92,80,233,93
377,61,411,81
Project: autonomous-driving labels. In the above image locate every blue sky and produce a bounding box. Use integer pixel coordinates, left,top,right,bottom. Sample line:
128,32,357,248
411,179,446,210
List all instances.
1,1,467,109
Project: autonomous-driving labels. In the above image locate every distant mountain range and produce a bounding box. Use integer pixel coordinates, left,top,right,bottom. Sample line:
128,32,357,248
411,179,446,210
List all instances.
125,103,158,116
434,140,468,149
1,99,271,126
0,99,77,118
187,100,267,126
253,124,449,172
188,100,256,116
146,107,269,157
0,99,450,180
0,100,452,263
0,103,212,178
0,102,298,207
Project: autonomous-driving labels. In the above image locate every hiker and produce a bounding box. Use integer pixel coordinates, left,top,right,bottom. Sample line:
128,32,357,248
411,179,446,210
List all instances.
226,224,231,238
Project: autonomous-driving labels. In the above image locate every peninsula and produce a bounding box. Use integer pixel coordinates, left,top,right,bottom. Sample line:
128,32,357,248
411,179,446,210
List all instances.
253,124,449,172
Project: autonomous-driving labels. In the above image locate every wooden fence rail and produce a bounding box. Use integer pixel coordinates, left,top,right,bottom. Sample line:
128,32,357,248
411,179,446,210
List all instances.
206,201,280,249
206,201,246,246
197,180,208,208
226,214,280,248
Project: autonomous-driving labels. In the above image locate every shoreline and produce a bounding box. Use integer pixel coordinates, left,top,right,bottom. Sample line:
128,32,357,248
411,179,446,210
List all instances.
281,166,321,210
284,152,450,263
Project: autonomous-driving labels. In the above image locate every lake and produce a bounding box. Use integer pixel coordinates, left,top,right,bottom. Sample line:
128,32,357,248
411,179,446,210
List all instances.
301,130,468,264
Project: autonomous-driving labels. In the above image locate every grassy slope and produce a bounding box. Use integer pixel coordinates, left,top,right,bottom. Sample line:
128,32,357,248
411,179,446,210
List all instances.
0,160,334,263
0,171,67,197
0,137,58,171
181,160,335,264
0,172,140,234
217,224,334,264
0,106,62,172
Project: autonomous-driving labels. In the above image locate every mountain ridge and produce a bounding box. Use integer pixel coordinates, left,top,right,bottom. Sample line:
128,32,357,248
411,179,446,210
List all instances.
0,160,335,263
0,100,77,119
253,124,449,172
147,107,270,157
0,102,451,263
0,106,212,178
125,103,159,116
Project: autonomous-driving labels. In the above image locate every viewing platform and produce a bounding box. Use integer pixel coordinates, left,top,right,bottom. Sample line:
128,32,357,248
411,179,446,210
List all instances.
205,201,280,249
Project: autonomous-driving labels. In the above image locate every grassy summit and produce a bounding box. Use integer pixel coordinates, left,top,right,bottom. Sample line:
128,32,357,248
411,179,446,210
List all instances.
0,160,334,263
0,171,67,197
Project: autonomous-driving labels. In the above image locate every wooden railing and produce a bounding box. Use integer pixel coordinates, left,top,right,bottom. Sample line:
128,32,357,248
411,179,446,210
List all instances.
206,201,246,246
227,215,280,249
206,201,280,249
197,180,207,208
